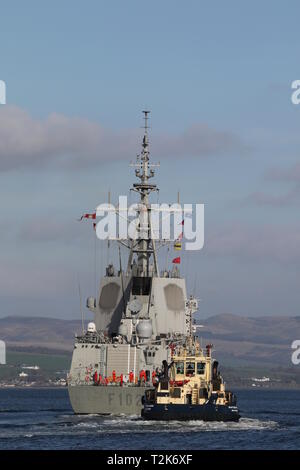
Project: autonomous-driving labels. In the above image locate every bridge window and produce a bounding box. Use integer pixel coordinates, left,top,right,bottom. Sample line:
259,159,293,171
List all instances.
175,361,184,374
197,362,206,375
186,362,195,376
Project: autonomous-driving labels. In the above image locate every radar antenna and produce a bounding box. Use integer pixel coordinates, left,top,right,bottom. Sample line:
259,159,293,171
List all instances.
129,111,160,277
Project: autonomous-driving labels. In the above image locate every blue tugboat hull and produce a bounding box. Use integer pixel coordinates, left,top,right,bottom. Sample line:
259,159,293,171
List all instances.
142,403,240,422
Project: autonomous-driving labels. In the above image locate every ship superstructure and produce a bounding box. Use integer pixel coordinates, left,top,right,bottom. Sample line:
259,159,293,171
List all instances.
68,112,197,414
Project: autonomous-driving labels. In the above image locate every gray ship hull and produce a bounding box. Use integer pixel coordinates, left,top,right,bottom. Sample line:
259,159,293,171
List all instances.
68,385,146,415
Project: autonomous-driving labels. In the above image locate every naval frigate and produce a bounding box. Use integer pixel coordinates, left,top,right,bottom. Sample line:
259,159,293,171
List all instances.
68,111,198,414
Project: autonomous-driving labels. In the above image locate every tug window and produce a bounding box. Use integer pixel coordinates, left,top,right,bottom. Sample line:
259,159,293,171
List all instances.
197,362,206,375
186,362,195,376
176,362,184,374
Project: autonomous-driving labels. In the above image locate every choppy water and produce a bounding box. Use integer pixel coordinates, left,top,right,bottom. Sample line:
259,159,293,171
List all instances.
0,388,299,449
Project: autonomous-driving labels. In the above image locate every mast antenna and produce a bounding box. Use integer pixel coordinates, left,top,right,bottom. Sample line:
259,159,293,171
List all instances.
142,110,150,135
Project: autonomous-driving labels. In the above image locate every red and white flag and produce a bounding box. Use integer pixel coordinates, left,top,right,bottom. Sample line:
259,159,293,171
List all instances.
78,212,96,221
179,213,192,225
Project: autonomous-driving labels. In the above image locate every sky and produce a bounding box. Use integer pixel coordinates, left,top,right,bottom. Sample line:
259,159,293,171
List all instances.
0,0,300,319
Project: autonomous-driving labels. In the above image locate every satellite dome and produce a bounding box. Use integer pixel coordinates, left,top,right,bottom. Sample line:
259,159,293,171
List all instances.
136,319,153,339
87,322,96,333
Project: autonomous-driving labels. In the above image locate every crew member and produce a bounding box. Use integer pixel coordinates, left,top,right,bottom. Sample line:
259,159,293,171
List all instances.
139,369,146,383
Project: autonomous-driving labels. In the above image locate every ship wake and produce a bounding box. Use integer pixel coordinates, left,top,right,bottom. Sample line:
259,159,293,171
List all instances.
96,415,279,433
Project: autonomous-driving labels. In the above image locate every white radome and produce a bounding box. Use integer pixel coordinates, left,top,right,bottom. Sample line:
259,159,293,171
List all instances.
87,322,96,333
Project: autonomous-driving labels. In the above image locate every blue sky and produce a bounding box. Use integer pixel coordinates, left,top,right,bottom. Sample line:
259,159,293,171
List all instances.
0,1,300,319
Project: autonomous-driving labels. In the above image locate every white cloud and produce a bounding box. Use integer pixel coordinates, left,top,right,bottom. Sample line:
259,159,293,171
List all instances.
0,106,245,171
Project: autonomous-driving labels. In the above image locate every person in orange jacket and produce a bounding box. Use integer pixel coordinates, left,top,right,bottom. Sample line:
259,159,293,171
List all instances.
139,369,146,383
93,370,98,384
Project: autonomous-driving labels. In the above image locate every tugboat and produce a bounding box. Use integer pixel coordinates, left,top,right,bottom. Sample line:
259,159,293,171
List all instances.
142,330,240,422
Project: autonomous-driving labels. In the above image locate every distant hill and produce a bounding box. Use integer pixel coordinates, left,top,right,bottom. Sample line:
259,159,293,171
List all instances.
0,316,82,354
197,313,300,366
0,314,299,367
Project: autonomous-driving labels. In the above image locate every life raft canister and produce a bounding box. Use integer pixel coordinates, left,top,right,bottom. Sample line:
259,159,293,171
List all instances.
170,379,190,386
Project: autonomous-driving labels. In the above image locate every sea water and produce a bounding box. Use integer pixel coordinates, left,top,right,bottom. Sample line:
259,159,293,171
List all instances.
0,388,299,449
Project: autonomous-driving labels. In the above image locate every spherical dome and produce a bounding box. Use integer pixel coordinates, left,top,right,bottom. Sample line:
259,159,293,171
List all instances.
87,322,96,333
136,319,153,339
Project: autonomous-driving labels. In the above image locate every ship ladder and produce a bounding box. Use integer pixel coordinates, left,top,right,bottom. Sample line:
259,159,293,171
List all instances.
192,387,198,405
